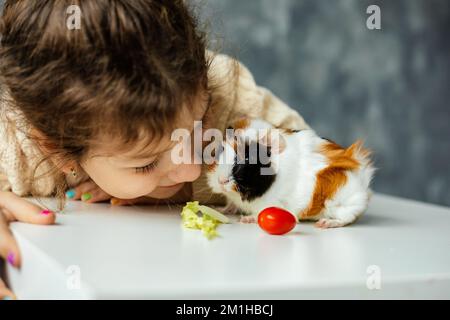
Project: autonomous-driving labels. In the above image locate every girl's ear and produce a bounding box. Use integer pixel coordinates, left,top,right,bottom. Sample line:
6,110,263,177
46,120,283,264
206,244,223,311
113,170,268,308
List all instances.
60,163,79,175
258,129,286,154
30,127,79,175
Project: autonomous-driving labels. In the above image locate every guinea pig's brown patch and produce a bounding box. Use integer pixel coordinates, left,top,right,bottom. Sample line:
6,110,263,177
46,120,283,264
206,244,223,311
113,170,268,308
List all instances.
299,140,366,219
299,168,348,219
231,184,238,192
206,162,217,172
232,118,250,130
321,140,360,171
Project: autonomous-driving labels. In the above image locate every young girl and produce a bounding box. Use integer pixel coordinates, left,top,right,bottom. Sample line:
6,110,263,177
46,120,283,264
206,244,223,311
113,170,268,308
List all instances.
0,0,309,299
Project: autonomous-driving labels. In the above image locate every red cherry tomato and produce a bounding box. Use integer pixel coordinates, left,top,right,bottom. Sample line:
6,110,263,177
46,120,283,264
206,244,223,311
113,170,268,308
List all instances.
258,207,297,235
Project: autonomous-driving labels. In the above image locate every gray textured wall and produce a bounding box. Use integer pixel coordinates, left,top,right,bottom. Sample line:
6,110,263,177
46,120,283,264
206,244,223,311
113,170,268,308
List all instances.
198,0,450,206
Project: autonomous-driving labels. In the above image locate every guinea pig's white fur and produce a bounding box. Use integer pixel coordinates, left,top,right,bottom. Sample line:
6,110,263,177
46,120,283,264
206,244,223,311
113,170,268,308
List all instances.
207,118,375,228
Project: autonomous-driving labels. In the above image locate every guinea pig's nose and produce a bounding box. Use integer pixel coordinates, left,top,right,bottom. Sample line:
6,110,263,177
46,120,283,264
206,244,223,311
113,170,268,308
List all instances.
218,176,230,185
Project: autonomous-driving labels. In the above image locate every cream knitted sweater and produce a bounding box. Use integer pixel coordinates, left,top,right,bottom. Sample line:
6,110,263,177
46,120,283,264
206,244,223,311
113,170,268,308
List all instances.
0,53,309,205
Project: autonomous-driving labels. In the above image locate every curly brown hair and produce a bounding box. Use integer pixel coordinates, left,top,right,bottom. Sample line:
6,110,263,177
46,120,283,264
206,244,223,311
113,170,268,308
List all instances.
0,0,211,209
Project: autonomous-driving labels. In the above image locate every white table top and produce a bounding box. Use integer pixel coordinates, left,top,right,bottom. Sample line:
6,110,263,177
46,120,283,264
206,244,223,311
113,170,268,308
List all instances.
6,193,450,299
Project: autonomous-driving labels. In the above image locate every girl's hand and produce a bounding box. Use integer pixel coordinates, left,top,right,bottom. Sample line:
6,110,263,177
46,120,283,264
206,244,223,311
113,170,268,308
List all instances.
66,179,193,206
0,191,56,300
65,179,112,204
66,180,163,206
65,179,148,206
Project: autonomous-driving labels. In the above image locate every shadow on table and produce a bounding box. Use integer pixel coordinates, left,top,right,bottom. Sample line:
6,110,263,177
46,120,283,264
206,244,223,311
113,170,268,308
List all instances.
355,213,405,227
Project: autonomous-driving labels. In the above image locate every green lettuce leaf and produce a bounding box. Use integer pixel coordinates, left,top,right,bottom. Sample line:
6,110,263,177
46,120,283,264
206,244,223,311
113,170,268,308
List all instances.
180,201,230,239
198,205,230,224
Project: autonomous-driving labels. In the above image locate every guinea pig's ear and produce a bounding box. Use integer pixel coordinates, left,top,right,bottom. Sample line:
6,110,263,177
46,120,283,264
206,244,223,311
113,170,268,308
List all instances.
231,117,251,130
225,126,235,142
258,129,286,154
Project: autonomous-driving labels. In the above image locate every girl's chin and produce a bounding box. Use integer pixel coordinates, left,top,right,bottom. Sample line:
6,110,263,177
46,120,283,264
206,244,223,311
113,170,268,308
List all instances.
147,182,185,199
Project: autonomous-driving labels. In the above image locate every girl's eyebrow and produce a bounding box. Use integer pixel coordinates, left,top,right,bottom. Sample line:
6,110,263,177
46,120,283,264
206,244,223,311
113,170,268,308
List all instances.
125,95,212,161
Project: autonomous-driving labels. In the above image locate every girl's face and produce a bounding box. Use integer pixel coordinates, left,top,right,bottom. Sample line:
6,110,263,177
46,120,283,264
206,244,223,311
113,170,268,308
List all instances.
80,94,211,200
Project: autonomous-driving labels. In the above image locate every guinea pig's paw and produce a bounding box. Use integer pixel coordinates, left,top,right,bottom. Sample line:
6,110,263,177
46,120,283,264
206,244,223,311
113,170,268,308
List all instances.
221,203,240,216
315,218,347,229
240,215,257,224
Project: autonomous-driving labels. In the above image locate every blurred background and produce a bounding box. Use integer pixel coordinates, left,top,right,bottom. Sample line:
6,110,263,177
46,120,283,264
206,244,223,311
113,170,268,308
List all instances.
196,0,450,206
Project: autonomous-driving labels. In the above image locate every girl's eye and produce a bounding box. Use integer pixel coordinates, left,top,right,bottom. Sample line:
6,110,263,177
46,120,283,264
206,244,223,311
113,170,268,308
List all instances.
135,160,159,174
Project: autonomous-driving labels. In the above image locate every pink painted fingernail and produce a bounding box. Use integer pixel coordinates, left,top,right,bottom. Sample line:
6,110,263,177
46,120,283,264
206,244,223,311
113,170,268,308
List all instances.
40,209,52,216
7,252,15,266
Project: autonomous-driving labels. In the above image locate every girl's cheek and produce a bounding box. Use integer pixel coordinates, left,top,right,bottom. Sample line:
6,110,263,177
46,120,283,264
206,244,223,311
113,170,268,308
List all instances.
168,164,201,183
104,174,160,199
129,176,160,197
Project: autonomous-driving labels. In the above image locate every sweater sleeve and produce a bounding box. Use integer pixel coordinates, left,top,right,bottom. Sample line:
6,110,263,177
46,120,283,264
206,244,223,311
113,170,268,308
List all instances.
0,90,87,197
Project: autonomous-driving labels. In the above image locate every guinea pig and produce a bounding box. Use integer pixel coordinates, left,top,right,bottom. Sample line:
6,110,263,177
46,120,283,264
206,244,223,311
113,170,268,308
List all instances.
206,118,375,228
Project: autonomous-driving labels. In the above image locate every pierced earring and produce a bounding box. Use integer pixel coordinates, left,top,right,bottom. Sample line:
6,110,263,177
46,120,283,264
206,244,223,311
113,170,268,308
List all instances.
70,168,78,178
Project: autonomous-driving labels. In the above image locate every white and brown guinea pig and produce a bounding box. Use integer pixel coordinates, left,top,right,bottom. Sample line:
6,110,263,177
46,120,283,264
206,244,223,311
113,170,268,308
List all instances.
206,118,375,228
